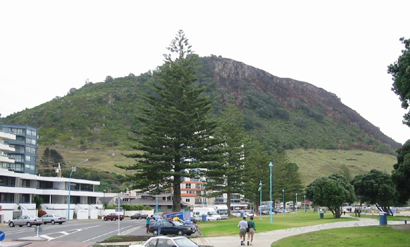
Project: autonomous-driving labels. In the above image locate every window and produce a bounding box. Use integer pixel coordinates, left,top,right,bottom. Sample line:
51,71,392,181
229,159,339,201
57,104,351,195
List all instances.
11,128,24,135
0,193,14,203
9,154,24,162
25,164,35,171
0,176,16,187
26,138,36,145
38,181,53,189
25,155,31,161
21,194,30,203
82,184,93,191
185,183,191,189
27,129,37,136
23,180,31,188
186,198,190,202
26,147,35,153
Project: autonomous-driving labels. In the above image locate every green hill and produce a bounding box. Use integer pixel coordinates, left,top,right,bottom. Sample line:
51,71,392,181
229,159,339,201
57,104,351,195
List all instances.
2,56,401,184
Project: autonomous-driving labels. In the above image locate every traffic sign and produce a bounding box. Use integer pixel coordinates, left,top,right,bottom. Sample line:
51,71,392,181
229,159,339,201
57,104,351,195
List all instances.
0,231,6,241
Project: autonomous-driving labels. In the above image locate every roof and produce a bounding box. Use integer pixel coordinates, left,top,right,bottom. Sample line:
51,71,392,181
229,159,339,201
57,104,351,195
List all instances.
0,168,100,185
129,198,189,207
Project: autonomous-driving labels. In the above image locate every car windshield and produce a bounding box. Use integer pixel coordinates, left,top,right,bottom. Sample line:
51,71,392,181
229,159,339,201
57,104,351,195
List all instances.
174,238,198,247
173,221,183,226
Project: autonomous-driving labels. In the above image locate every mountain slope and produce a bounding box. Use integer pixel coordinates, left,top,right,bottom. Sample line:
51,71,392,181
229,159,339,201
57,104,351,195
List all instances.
3,56,400,159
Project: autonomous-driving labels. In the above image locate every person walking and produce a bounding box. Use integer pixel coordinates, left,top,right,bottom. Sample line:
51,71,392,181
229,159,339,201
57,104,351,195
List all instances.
247,216,256,245
157,216,163,235
238,217,247,246
146,216,151,234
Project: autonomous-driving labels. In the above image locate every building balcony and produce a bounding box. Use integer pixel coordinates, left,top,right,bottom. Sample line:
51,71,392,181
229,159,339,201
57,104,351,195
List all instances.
0,132,16,141
0,143,15,152
7,140,25,146
0,155,15,164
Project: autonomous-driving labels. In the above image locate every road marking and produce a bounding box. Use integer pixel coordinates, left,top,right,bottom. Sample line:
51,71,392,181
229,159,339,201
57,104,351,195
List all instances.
82,225,140,243
39,225,102,241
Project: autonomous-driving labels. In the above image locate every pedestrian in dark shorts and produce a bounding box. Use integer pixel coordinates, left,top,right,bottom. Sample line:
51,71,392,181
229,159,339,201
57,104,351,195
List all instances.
146,216,152,234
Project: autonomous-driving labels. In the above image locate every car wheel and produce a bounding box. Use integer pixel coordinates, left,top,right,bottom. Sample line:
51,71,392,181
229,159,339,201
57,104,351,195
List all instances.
51,220,55,225
113,218,117,221
26,222,32,227
153,230,158,236
59,223,63,225
104,217,108,221
8,222,15,227
177,230,183,236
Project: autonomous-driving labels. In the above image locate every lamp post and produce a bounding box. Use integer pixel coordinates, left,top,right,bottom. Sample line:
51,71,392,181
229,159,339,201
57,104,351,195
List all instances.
103,190,106,210
259,181,262,220
304,195,306,212
269,161,273,223
282,189,285,214
155,194,159,213
67,159,88,220
295,193,298,213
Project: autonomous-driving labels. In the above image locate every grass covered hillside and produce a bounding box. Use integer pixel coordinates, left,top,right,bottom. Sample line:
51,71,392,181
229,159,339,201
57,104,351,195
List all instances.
287,149,397,186
2,56,401,187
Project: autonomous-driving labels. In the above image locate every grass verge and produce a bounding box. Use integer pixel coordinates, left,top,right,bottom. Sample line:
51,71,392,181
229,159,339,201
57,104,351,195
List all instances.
271,225,410,247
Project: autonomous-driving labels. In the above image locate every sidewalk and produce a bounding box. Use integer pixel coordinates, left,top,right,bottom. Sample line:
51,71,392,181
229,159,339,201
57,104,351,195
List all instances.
198,217,405,247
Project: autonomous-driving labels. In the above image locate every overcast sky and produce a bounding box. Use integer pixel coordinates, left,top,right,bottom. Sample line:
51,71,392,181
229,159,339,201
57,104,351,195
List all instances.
1,0,410,144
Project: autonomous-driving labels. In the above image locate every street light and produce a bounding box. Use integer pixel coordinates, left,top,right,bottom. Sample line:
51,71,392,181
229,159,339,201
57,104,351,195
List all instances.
296,193,298,213
103,190,107,210
304,195,306,212
155,194,159,213
67,159,88,220
269,161,273,223
259,181,262,220
282,189,285,214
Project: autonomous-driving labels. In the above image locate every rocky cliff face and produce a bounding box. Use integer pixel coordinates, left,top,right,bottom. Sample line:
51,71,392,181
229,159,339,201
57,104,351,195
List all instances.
210,56,400,150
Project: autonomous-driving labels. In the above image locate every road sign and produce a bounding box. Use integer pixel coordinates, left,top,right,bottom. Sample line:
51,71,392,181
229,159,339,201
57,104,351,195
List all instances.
0,231,5,241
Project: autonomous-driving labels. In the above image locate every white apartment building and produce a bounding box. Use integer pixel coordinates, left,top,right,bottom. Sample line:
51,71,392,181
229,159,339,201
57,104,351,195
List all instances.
0,130,103,222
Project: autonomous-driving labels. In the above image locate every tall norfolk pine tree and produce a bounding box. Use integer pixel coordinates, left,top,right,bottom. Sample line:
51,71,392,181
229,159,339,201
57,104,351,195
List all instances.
119,30,222,212
205,104,248,213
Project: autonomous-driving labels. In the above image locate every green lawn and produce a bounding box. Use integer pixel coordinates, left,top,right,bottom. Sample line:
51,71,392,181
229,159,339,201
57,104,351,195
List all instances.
197,211,357,237
271,226,410,247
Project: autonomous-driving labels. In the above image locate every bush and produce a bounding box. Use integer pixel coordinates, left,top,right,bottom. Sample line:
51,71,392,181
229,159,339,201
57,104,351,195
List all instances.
38,209,47,217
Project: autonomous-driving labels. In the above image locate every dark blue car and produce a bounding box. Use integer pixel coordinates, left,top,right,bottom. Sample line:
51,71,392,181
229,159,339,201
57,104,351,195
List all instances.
149,220,195,236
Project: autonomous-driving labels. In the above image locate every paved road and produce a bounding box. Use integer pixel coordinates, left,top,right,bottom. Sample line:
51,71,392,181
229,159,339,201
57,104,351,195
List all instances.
2,215,407,247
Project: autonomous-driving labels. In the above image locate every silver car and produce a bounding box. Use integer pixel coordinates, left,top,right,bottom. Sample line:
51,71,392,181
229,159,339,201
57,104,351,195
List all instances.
9,215,43,227
130,236,199,247
41,214,66,225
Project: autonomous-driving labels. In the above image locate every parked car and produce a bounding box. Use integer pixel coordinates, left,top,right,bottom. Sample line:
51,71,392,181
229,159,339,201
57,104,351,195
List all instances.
9,215,43,227
130,236,199,247
262,208,279,214
176,220,197,233
103,213,124,221
244,210,256,217
149,220,195,236
41,214,66,225
130,213,148,220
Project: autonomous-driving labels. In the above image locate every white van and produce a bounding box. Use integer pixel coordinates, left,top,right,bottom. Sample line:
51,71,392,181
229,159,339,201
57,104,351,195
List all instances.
192,207,221,221
212,205,229,219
